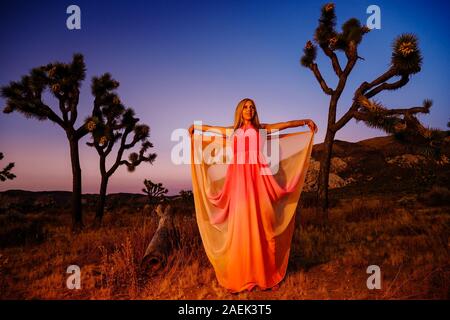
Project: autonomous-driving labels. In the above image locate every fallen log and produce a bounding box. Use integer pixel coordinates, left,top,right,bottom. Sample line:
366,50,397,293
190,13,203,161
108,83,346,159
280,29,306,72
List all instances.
141,204,180,273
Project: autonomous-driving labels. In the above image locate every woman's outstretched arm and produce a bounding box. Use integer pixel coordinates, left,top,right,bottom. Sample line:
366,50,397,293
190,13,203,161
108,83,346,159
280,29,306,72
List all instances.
189,124,233,137
262,119,318,133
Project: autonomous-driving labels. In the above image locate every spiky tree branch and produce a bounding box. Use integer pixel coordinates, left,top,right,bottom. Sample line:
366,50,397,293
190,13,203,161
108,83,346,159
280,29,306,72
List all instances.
0,152,16,182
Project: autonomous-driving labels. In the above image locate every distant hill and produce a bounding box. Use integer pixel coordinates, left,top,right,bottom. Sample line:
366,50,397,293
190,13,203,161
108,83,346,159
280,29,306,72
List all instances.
1,134,449,213
306,134,449,196
0,190,148,214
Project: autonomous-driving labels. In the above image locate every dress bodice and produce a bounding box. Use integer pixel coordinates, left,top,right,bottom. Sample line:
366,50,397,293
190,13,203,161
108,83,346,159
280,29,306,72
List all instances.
241,123,255,132
232,123,267,164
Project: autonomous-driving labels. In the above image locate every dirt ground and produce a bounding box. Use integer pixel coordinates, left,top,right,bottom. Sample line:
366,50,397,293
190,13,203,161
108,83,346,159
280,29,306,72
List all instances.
0,193,448,300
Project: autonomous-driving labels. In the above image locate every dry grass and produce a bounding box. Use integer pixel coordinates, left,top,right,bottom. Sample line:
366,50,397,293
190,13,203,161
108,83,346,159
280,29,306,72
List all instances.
0,195,448,300
418,186,450,207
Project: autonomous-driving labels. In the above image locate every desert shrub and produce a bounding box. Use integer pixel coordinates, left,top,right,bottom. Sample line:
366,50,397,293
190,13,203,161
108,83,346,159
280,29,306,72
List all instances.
300,192,338,208
418,186,450,207
345,199,391,223
0,214,47,248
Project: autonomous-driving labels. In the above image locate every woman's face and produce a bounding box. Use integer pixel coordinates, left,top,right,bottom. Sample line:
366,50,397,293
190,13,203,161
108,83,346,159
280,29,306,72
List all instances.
242,100,255,121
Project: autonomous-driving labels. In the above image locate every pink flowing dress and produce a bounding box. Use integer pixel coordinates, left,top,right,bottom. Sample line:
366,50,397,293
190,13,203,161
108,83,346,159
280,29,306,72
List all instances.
190,123,314,292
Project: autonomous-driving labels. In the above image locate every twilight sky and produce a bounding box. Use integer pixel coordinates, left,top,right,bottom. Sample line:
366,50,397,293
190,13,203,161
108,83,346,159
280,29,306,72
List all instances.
0,0,449,194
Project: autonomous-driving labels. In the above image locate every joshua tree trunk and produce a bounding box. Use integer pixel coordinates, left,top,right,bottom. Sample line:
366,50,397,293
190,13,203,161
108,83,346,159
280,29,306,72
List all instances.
69,136,83,231
94,174,109,226
317,127,336,219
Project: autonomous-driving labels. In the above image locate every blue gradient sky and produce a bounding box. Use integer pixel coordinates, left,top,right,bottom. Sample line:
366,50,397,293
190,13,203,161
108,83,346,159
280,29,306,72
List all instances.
0,0,449,194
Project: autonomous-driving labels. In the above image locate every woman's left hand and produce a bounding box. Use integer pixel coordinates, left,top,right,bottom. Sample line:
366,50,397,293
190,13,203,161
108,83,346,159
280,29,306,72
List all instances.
304,119,318,133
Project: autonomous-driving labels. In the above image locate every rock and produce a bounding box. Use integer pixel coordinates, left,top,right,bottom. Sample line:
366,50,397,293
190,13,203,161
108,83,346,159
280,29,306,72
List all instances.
303,158,353,191
304,160,320,192
329,173,347,188
436,155,449,166
330,157,348,173
386,154,426,168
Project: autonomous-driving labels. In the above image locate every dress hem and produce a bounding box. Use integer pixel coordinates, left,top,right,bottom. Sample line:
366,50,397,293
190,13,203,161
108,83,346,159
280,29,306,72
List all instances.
217,270,286,293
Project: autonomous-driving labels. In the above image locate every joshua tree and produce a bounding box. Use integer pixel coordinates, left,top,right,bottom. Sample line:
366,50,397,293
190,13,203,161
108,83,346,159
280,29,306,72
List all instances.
86,73,157,226
0,152,16,182
300,3,437,218
142,179,168,204
1,54,88,230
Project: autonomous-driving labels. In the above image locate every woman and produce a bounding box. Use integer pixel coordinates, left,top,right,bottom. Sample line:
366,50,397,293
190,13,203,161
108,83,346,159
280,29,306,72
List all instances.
189,98,317,293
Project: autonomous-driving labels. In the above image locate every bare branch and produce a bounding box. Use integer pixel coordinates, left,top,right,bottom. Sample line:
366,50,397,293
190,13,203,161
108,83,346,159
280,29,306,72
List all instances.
362,67,397,93
107,128,132,176
365,74,409,98
58,98,69,124
320,44,343,77
124,136,140,149
329,42,359,130
335,57,357,95
104,139,114,157
333,101,358,132
310,63,334,95
69,88,80,126
94,140,105,158
118,159,132,167
333,79,370,131
43,104,66,128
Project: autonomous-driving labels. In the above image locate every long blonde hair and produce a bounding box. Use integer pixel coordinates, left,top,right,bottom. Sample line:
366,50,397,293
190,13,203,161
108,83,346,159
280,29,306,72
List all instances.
233,98,261,131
